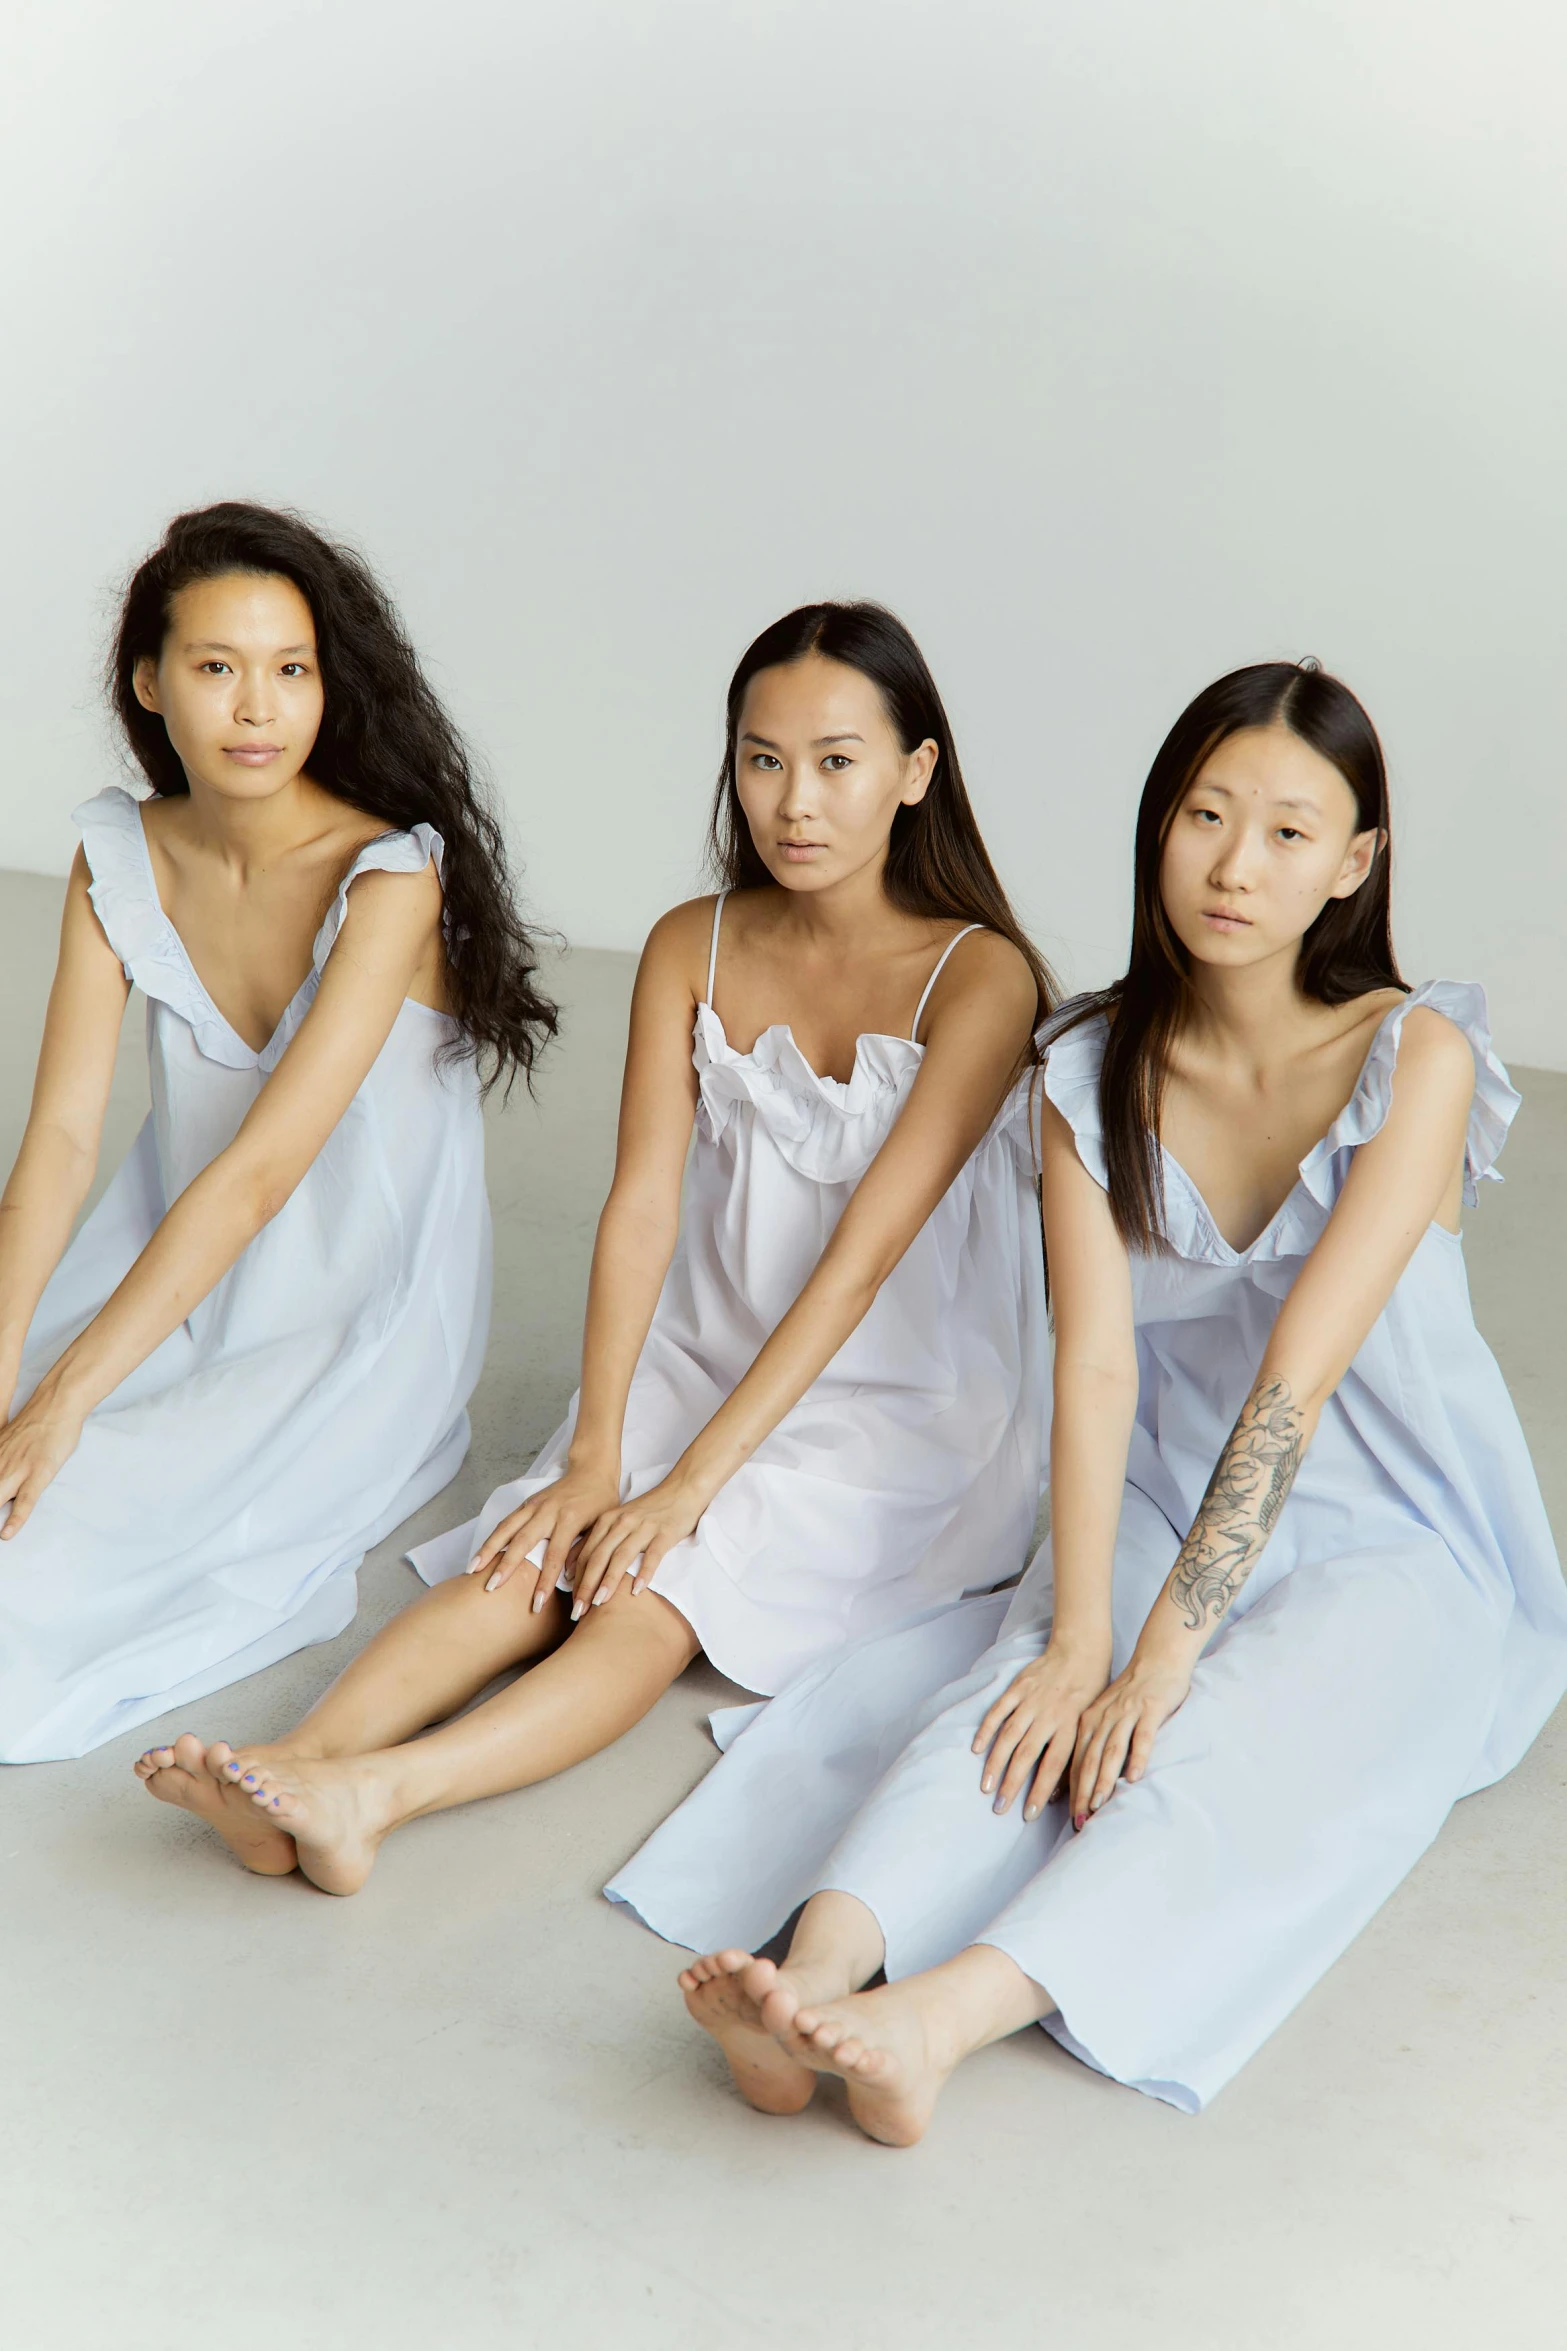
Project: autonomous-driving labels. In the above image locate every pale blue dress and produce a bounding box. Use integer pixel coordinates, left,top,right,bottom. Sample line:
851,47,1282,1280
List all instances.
0,788,490,1764
608,983,1567,2110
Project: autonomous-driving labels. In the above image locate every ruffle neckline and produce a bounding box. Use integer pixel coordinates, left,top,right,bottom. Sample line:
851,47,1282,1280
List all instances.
1041,982,1519,1265
694,1001,1030,1187
74,786,444,1072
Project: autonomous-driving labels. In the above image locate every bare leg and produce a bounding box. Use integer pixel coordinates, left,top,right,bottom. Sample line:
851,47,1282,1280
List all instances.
229,1590,699,1894
680,1891,888,2117
270,1571,572,1760
138,1571,572,1871
134,1732,298,1876
775,1943,1052,2147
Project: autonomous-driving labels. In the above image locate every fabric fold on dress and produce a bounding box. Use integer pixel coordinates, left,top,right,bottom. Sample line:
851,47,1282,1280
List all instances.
0,789,488,1763
607,982,1567,2111
411,913,1047,1700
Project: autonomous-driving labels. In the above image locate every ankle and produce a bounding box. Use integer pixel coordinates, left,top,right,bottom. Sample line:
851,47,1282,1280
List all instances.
922,1946,1048,2065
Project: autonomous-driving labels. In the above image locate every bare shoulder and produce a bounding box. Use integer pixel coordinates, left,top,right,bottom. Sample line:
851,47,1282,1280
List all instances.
339,854,444,942
640,894,722,991
1394,1003,1477,1091
927,928,1038,1027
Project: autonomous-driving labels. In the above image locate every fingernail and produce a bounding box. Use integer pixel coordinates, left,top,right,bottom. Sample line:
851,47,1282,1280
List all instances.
981,1777,993,1793
485,1572,501,1593
593,1589,606,1605
1073,1814,1085,1831
570,1602,583,1621
531,1593,543,1614
992,1797,1006,1815
1024,1806,1037,1822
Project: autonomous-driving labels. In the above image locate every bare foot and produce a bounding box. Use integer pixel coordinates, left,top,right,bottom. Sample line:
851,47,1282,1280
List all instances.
678,1951,817,2116
785,1981,959,2147
223,1752,391,1895
133,1733,297,1877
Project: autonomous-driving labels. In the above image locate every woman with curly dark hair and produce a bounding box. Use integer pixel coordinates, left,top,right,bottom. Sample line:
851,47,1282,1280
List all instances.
0,503,556,1766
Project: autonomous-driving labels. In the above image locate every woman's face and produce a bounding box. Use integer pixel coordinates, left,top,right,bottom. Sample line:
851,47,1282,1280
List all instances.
1159,722,1380,972
133,571,324,803
733,653,936,896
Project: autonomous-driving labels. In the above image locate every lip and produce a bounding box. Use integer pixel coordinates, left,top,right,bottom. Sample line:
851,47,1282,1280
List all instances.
778,842,825,861
1200,907,1252,931
223,745,283,765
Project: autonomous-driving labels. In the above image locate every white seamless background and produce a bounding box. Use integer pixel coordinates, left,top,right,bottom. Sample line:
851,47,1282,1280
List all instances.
2,1,1563,1064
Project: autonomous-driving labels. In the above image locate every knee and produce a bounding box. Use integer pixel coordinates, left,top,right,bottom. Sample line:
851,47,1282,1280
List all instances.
578,1584,699,1665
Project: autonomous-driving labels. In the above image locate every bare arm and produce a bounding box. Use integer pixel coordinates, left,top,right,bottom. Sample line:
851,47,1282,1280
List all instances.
469,901,706,1597
554,928,1040,1613
973,1087,1136,1817
0,851,131,1414
0,862,443,1539
1069,1007,1477,1820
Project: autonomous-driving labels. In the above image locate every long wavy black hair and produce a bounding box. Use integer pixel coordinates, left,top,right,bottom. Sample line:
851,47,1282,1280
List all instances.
709,601,1057,1030
109,502,558,1090
1056,659,1404,1254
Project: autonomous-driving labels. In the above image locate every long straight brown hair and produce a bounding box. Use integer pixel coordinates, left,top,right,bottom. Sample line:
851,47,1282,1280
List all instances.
708,601,1057,1031
1056,660,1405,1253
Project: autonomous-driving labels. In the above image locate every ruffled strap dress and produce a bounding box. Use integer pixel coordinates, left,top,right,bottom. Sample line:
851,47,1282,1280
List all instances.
411,895,1048,1696
0,788,490,1763
606,982,1567,2110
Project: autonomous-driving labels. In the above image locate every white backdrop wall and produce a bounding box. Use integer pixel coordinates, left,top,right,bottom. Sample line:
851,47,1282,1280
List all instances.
3,0,1564,1064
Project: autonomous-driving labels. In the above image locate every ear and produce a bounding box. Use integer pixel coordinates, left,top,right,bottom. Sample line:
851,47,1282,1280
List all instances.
132,655,162,715
1328,826,1384,901
900,738,939,808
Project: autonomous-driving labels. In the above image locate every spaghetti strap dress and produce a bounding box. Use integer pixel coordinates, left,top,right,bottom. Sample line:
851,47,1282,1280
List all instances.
410,893,1047,1696
606,983,1567,2110
0,787,491,1764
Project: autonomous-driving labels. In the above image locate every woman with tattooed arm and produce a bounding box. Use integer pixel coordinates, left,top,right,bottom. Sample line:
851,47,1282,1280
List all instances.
613,661,1567,2136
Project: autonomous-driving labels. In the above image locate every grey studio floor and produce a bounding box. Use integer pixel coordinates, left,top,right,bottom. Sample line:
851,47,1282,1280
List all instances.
1,868,1564,2351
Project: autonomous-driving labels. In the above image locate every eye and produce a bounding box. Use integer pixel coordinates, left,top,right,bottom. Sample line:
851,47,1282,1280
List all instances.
748,752,782,772
1191,806,1221,826
1277,826,1304,843
280,663,309,678
198,660,232,675
821,754,852,772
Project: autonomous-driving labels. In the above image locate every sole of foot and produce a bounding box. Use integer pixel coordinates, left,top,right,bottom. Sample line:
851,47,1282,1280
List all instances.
225,1754,385,1896
679,1951,816,2116
134,1733,298,1876
786,1985,954,2148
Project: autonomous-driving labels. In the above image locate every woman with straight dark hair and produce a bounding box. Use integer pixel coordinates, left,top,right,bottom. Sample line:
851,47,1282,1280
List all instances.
1,503,555,1764
637,660,1567,2138
170,601,1056,1893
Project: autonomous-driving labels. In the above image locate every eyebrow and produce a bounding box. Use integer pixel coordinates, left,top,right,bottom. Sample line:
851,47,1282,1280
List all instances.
1197,781,1321,813
740,731,865,749
183,640,314,655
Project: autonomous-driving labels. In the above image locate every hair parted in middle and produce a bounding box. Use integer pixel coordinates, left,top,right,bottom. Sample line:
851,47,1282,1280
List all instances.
708,599,1057,1032
1050,658,1405,1256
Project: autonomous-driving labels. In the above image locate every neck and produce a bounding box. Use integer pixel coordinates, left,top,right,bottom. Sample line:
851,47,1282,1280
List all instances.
181,771,335,871
774,850,904,949
1181,942,1320,1075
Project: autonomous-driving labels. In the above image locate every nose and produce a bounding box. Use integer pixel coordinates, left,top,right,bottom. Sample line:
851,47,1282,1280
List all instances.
777,763,816,821
1208,824,1259,892
232,672,276,728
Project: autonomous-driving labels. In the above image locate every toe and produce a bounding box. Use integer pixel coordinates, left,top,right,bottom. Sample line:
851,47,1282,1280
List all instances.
172,1733,206,1773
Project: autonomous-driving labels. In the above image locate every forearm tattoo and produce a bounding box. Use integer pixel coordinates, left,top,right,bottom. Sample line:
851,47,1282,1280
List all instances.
1167,1376,1305,1632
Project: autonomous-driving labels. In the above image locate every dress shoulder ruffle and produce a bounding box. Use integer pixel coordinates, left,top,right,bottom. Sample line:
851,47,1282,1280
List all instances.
1295,980,1518,1216
1039,982,1519,1263
74,787,252,1067
73,787,446,1072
